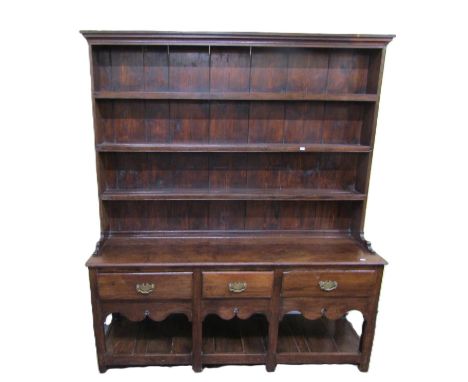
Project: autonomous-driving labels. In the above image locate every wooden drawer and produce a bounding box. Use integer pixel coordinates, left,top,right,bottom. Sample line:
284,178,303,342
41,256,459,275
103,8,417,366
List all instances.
97,272,193,300
282,270,377,297
202,271,274,298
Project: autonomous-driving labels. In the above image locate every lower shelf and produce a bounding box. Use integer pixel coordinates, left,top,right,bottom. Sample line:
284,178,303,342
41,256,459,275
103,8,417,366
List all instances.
105,314,192,365
103,313,361,368
277,314,361,364
202,314,268,364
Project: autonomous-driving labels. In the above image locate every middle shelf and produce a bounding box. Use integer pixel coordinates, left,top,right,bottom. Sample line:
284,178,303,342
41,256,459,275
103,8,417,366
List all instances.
96,143,372,153
99,151,367,202
101,188,365,201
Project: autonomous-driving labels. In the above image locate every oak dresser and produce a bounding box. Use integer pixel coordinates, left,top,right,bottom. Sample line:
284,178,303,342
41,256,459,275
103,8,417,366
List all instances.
81,31,394,372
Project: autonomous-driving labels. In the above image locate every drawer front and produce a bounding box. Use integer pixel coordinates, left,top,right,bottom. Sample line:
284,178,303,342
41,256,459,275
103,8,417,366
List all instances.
282,270,377,297
97,272,193,300
202,271,274,298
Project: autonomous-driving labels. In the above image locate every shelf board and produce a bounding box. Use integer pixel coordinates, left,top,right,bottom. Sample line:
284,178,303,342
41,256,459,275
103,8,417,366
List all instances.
276,315,361,364
86,234,387,269
94,91,377,102
203,314,268,355
101,188,366,201
96,143,371,153
105,314,192,362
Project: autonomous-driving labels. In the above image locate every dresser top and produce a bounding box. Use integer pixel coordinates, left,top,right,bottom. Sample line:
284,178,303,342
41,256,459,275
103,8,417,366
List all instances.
86,235,387,269
81,31,394,48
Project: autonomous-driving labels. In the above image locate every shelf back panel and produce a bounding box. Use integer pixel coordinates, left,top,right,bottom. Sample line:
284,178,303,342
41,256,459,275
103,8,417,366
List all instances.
104,200,361,233
101,152,362,192
95,100,372,146
92,46,381,95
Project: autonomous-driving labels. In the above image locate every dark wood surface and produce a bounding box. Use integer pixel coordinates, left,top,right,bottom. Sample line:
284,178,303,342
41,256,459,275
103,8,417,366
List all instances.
83,31,392,373
105,314,192,358
282,270,377,297
94,100,373,146
86,235,386,268
97,272,193,300
94,91,378,101
202,271,274,298
96,142,372,153
101,189,366,201
103,313,361,366
81,31,394,48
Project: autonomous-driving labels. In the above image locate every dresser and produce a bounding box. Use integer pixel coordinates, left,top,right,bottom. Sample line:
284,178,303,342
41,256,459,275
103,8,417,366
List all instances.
82,31,393,372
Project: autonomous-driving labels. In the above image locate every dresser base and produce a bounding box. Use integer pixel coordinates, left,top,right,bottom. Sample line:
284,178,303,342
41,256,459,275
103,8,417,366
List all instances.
88,236,384,373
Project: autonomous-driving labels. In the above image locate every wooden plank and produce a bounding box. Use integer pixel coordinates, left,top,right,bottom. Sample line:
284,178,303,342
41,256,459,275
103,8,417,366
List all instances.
322,103,365,144
109,318,138,355
286,49,329,93
250,48,288,92
112,100,146,143
134,319,149,354
170,101,209,143
169,47,209,92
276,353,360,364
143,46,169,91
96,142,372,153
146,320,173,354
277,315,300,353
327,317,361,353
111,46,144,91
303,317,337,352
104,354,192,366
327,51,370,94
169,314,192,354
87,236,387,268
240,315,268,354
248,102,285,143
283,102,325,143
100,188,366,201
92,46,112,91
209,101,249,143
94,91,378,101
145,101,170,142
202,354,266,364
210,47,250,92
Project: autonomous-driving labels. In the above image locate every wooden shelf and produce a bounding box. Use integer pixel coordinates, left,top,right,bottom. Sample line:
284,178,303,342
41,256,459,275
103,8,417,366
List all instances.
94,91,377,102
203,314,268,357
96,143,372,153
101,188,366,201
276,315,361,363
105,314,192,365
86,235,386,269
103,312,360,367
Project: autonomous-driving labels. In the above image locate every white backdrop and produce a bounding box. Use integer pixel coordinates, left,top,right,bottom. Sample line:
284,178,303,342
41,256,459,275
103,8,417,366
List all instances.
1,0,467,380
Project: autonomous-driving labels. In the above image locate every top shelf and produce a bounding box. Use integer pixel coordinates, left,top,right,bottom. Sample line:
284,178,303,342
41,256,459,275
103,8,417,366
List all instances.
93,91,378,102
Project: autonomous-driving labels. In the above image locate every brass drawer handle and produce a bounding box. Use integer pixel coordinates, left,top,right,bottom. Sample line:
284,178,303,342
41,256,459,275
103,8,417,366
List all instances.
228,281,247,293
136,282,155,295
319,280,338,292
